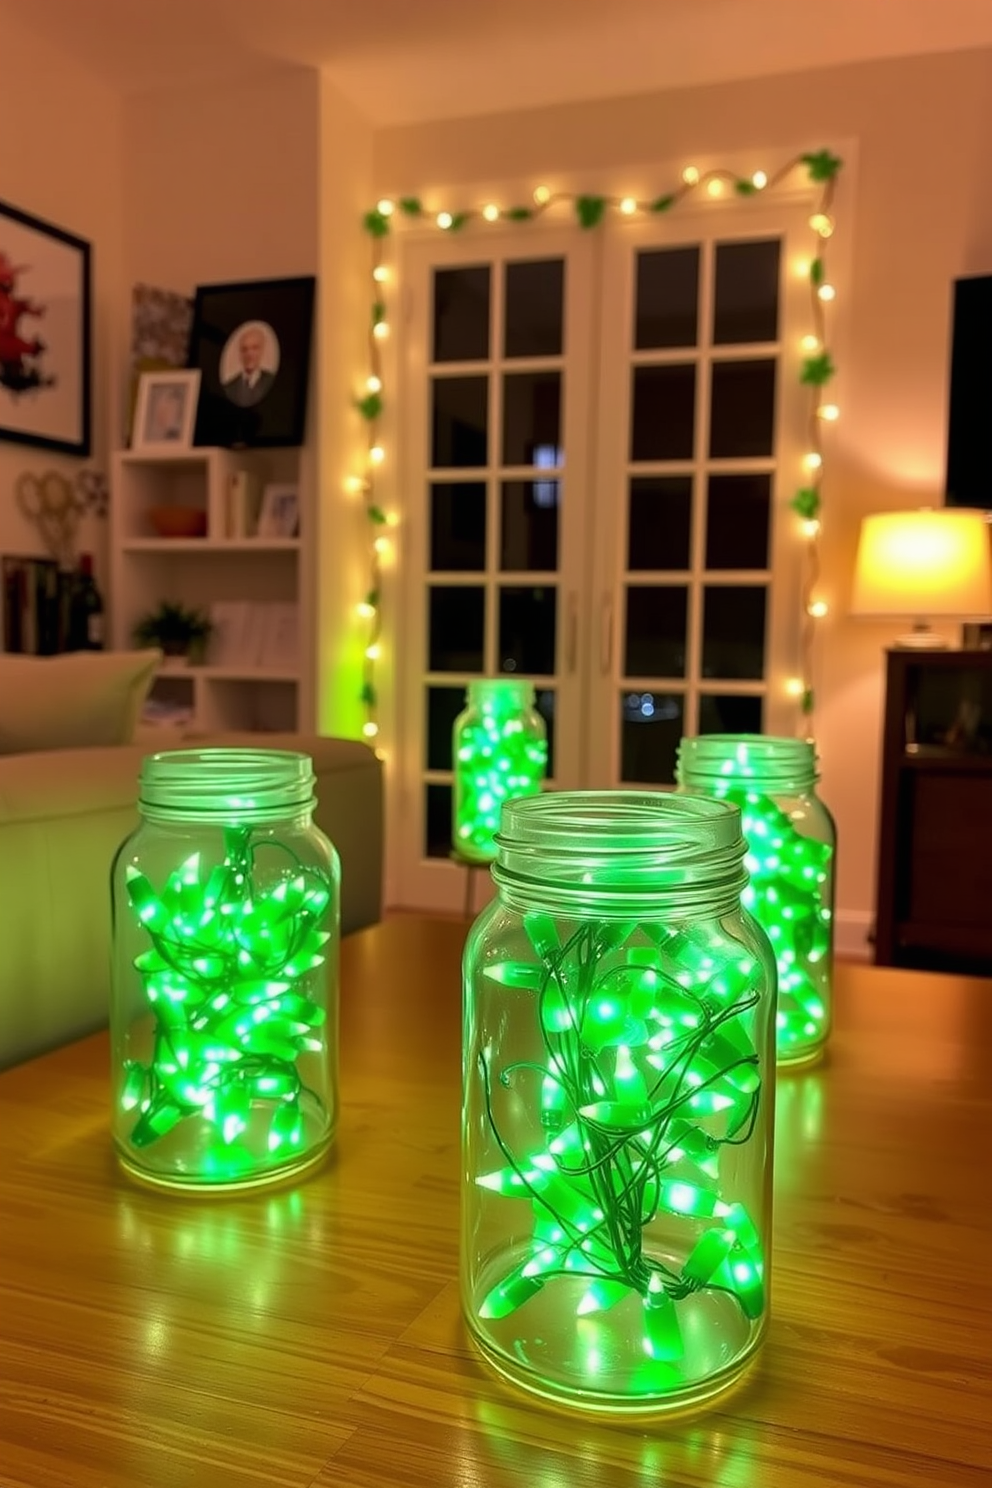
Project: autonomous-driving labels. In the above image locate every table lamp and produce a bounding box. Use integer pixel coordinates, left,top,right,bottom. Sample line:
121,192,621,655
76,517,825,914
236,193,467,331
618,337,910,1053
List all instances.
851,507,992,647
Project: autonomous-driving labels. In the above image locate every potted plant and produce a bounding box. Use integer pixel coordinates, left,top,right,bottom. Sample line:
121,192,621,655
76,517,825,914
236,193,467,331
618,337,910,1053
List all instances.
132,601,213,665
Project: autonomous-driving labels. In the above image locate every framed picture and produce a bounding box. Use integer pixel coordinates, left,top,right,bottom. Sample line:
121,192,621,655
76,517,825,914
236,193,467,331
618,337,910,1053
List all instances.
0,198,91,456
132,369,200,453
257,482,299,538
187,275,315,449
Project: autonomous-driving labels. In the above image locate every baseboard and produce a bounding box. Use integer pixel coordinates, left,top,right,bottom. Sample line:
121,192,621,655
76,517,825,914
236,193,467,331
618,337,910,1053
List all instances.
835,909,873,963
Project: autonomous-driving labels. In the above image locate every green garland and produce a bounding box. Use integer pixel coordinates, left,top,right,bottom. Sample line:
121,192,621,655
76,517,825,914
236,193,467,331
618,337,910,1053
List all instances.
354,149,842,742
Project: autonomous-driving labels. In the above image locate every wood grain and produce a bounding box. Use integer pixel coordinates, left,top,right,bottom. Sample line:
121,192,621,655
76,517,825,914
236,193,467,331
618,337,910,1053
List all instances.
1,917,990,1487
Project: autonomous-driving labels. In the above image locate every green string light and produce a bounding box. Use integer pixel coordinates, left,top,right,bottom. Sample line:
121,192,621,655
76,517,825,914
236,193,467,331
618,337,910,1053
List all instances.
473,913,766,1388
120,825,332,1183
453,682,547,862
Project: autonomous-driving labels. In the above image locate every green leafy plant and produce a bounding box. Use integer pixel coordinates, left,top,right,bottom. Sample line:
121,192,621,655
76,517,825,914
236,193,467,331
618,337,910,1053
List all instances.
132,601,213,661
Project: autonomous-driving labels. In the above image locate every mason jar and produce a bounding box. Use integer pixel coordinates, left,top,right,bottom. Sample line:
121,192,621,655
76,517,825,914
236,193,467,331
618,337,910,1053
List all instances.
110,748,339,1191
452,678,548,863
677,734,835,1066
462,791,776,1413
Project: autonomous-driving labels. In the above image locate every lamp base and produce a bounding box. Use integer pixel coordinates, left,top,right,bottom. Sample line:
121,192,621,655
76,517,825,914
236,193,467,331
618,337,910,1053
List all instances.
893,623,948,650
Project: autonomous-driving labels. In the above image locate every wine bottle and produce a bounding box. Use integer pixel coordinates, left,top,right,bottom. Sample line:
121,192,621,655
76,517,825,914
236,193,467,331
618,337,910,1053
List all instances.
68,553,105,651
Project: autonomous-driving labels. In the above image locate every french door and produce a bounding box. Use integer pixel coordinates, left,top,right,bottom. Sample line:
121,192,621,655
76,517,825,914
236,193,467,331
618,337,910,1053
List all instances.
395,202,809,909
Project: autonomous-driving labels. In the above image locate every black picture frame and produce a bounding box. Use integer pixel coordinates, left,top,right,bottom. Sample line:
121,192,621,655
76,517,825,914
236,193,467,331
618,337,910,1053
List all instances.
187,275,316,449
0,198,91,457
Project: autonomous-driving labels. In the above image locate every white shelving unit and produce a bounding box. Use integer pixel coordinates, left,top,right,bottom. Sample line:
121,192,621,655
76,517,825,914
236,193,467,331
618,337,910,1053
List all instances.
109,446,314,735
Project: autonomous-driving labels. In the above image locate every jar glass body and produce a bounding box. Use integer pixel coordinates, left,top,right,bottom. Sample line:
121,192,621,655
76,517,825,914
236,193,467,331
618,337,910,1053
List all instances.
453,679,548,863
676,734,835,1065
110,749,339,1192
462,791,776,1413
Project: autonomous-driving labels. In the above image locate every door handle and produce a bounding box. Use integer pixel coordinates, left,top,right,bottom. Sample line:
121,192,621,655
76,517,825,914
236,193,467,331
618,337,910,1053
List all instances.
599,593,614,675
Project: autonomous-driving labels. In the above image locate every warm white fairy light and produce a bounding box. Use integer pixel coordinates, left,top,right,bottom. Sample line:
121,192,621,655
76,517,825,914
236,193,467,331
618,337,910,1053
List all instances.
809,212,834,237
372,321,389,340
366,374,382,394
817,404,839,421
357,601,376,619
801,334,820,352
376,198,394,216
817,283,836,302
369,445,385,465
682,165,700,185
804,452,823,472
482,203,500,222
533,185,551,205
362,721,379,739
808,600,828,619
752,170,768,189
373,536,390,556
437,211,453,230
707,178,724,198
365,643,381,661
785,677,805,698
801,519,821,538
345,475,366,495
372,265,389,283
620,197,638,215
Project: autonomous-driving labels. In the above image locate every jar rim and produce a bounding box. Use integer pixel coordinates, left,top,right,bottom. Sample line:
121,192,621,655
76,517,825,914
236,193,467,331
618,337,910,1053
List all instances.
677,734,818,791
493,790,749,916
138,748,315,821
467,677,535,707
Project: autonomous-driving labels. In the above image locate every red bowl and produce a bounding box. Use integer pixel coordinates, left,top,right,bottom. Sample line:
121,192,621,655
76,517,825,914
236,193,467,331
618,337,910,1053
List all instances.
148,506,207,539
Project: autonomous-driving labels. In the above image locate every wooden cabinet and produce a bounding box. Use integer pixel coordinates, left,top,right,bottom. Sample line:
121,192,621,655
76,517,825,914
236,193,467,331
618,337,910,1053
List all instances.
874,648,992,972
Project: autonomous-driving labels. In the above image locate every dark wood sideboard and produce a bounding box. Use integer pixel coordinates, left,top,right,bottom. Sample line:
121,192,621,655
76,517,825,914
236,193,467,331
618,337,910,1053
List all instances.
874,647,992,972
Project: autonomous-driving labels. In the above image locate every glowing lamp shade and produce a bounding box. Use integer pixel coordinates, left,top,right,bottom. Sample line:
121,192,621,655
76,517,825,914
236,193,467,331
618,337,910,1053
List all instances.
452,679,547,863
852,508,992,647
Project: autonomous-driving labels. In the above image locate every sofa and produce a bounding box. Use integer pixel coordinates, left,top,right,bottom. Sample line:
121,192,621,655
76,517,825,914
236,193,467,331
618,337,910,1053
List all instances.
0,731,383,1070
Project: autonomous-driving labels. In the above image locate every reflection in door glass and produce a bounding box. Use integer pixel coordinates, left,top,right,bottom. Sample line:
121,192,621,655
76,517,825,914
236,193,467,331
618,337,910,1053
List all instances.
499,586,557,676
430,482,487,571
428,586,485,672
620,691,684,784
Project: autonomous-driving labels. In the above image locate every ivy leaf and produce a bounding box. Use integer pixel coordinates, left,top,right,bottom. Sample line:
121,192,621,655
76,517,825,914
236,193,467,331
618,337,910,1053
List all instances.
366,588,380,608
504,206,534,221
575,195,607,230
398,197,423,216
649,194,675,213
801,688,815,715
800,353,835,386
447,212,471,232
790,488,821,519
371,300,386,327
356,393,383,421
362,209,390,238
735,179,758,196
368,504,388,524
801,149,843,183
360,682,377,706
809,258,824,287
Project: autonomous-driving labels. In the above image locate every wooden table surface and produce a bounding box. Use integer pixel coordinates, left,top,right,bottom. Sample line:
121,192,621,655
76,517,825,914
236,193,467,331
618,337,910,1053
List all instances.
1,915,990,1487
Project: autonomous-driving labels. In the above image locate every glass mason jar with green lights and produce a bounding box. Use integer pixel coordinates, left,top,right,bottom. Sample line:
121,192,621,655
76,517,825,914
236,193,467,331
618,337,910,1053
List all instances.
452,678,548,862
676,734,835,1066
462,791,776,1414
110,749,339,1192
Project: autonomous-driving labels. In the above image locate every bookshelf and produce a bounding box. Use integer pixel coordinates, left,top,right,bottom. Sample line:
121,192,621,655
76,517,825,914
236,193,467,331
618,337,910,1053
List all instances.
109,447,314,734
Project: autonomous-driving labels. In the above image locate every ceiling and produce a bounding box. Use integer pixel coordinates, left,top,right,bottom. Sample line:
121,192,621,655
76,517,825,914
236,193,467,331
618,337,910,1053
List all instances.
7,0,992,124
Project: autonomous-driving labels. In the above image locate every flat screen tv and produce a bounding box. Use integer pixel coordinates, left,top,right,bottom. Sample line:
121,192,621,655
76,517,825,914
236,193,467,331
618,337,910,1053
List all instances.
945,274,992,509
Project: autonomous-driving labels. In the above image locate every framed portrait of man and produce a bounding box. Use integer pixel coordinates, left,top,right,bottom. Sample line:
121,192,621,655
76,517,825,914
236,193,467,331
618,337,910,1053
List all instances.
187,276,315,449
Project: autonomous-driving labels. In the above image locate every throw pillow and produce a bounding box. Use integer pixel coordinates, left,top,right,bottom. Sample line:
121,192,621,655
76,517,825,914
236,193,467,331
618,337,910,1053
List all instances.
0,649,163,754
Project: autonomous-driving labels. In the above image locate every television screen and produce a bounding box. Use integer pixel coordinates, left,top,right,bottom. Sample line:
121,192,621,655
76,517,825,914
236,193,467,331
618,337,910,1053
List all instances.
946,274,992,509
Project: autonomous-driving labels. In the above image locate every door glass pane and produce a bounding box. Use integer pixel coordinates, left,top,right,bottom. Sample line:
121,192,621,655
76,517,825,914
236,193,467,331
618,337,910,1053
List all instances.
432,376,488,467
426,684,466,770
430,481,487,571
498,585,557,675
713,240,780,345
428,586,485,672
424,783,452,859
535,687,557,777
627,476,692,571
709,360,776,459
630,365,696,462
620,691,684,783
500,479,559,571
432,266,490,362
705,474,771,570
504,260,564,358
502,372,562,466
624,586,687,678
702,586,766,679
635,247,699,349
698,693,764,735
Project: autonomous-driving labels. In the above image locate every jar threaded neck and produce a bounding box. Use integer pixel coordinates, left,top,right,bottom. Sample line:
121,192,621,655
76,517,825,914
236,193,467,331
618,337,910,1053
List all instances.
492,790,748,917
677,734,818,794
138,748,316,823
467,677,535,712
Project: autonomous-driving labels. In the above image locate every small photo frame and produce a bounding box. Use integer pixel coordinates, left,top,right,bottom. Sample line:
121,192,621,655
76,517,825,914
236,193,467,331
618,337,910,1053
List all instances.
132,369,200,453
256,483,299,539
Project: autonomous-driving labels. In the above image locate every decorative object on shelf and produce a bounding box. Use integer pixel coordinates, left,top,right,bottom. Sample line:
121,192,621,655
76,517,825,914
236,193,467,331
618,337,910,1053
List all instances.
127,284,194,442
1,553,60,654
132,600,213,663
65,552,104,651
852,507,992,649
110,748,339,1191
0,197,91,457
132,368,200,453
676,734,834,1066
351,149,841,751
75,466,109,519
256,483,299,539
14,469,86,569
224,468,261,538
462,790,775,1412
452,678,547,862
187,276,315,449
147,504,208,539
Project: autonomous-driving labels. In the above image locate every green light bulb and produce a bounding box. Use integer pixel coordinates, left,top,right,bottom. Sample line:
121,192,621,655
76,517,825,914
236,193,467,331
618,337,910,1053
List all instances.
453,680,547,862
